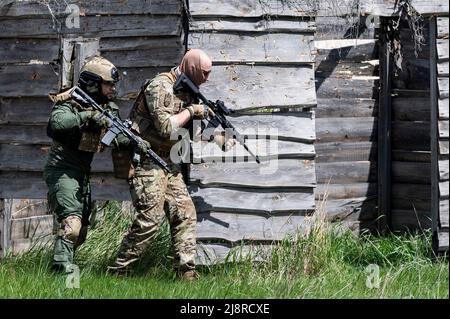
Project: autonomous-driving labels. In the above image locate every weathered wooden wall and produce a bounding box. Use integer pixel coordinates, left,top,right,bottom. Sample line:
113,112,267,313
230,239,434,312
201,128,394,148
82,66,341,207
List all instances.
388,19,433,231
314,13,379,231
187,0,318,264
0,0,184,255
431,15,449,253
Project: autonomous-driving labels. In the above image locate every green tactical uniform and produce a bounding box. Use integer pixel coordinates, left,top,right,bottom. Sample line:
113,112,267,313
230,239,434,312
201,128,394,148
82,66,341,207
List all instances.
44,96,129,272
108,68,198,276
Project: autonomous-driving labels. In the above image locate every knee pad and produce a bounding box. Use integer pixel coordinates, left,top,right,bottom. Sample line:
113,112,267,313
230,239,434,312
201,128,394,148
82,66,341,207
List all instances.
58,216,82,244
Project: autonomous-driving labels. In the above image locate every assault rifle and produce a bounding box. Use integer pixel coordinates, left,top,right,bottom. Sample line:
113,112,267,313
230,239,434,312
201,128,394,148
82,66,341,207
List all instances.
173,73,260,164
70,86,172,173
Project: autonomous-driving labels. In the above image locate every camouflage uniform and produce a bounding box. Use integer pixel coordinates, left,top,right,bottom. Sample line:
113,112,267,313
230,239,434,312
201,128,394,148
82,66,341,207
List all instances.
109,68,197,274
44,92,128,272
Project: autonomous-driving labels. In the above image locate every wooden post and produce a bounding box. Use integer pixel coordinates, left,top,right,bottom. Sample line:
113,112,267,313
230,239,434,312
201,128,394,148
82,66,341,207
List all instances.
73,39,100,86
378,18,392,232
0,199,12,257
430,16,440,253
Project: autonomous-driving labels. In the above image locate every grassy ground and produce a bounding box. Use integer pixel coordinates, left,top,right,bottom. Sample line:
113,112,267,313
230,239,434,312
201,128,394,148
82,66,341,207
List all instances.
0,202,448,299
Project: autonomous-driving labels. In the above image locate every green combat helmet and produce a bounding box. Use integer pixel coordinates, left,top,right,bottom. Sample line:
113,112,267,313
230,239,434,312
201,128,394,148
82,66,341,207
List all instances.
78,56,120,104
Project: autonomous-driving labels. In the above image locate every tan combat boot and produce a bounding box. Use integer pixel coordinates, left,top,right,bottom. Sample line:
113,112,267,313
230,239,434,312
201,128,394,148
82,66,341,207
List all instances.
180,270,199,282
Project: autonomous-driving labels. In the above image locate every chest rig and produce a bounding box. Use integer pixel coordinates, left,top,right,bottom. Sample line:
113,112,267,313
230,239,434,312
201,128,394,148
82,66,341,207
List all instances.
128,71,184,151
48,89,107,153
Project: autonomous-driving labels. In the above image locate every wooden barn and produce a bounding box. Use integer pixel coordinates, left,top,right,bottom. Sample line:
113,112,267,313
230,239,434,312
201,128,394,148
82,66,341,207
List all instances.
0,0,448,262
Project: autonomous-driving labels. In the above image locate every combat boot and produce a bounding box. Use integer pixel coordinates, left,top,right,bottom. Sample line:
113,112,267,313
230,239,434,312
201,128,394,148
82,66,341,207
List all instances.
106,265,131,277
180,270,199,282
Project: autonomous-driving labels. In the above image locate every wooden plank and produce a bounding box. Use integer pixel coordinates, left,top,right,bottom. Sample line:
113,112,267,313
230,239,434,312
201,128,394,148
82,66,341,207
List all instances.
0,111,315,147
0,0,181,16
195,243,271,265
11,236,53,256
437,230,449,252
392,183,431,201
392,89,430,98
0,125,49,144
392,198,431,212
360,0,449,16
412,1,450,15
439,98,449,119
438,77,449,99
315,141,377,162
0,199,12,257
196,212,310,242
0,15,181,38
392,97,430,121
439,158,449,181
391,209,432,231
202,65,316,109
437,17,449,39
193,1,357,17
0,38,59,65
2,143,224,175
316,161,376,184
189,159,316,188
189,0,317,17
440,199,449,227
116,67,166,99
102,48,183,68
9,199,48,219
315,98,377,118
73,40,100,86
315,16,376,40
439,141,449,155
438,61,449,77
392,150,431,163
0,64,60,97
315,117,377,143
392,161,430,184
189,32,314,63
190,19,316,33
0,144,112,173
392,121,431,151
190,186,315,214
320,197,378,222
10,215,53,240
316,76,377,99
0,171,131,201
430,18,439,235
192,139,315,162
440,180,449,199
225,113,316,142
439,119,449,138
359,0,399,17
316,183,377,200
60,37,76,90
315,61,376,79
0,97,52,124
314,41,377,62
100,37,182,52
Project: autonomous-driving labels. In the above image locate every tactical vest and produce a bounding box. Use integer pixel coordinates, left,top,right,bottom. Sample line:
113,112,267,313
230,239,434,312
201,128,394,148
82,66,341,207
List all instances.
128,70,184,154
48,88,107,153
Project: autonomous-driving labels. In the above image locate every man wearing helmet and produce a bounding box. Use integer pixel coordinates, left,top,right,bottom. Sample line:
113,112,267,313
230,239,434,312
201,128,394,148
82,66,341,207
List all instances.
107,49,233,281
44,56,128,273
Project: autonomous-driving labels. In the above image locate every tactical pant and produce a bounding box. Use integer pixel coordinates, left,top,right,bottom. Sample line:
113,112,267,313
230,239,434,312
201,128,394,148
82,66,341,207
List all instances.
43,168,91,272
109,160,197,273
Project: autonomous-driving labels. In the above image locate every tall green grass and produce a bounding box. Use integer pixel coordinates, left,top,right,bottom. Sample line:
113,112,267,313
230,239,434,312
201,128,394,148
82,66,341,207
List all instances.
0,201,448,299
